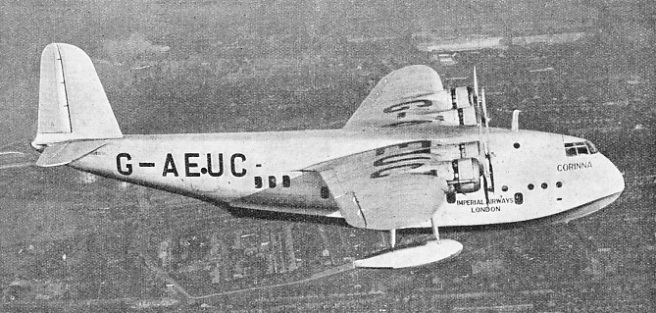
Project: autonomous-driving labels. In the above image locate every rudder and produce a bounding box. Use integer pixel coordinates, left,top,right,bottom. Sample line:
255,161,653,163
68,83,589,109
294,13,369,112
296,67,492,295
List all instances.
32,43,122,150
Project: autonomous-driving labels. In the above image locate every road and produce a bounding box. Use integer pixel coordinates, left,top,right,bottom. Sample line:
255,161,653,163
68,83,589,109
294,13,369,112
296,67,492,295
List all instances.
189,262,356,300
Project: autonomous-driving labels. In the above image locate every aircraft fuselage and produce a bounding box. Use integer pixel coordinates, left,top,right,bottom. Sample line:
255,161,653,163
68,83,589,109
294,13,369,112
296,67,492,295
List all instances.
31,44,627,268
70,125,624,228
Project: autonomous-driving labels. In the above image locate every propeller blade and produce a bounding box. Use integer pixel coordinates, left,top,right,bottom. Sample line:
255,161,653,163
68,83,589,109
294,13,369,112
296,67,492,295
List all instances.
473,67,495,193
481,87,490,127
473,66,479,99
482,175,491,205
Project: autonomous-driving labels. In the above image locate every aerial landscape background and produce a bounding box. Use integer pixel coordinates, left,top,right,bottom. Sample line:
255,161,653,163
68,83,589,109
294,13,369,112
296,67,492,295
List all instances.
0,0,654,311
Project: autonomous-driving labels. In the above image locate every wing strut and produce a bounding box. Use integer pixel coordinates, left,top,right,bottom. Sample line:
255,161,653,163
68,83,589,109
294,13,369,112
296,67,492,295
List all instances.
431,215,440,242
355,212,463,269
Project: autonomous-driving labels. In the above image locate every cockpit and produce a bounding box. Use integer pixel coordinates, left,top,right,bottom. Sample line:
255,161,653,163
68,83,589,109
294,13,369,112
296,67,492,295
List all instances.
564,140,598,157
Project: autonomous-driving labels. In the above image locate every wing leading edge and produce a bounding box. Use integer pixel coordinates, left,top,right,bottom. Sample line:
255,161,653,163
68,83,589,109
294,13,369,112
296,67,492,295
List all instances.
305,139,475,267
306,140,449,230
344,65,478,129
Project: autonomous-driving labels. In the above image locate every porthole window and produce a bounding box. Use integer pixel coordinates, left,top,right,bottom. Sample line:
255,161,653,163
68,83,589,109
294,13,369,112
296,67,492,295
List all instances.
556,181,563,188
513,143,521,149
541,183,548,189
446,192,456,204
501,185,508,192
320,186,330,199
268,176,276,188
514,192,524,204
527,184,534,190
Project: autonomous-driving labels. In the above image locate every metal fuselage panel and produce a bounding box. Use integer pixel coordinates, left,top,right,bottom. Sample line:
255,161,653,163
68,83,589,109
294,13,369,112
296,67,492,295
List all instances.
70,126,624,228
434,129,624,227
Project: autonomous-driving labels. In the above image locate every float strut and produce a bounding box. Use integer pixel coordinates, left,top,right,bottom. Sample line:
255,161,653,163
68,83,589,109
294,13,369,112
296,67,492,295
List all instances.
431,216,440,243
390,229,396,249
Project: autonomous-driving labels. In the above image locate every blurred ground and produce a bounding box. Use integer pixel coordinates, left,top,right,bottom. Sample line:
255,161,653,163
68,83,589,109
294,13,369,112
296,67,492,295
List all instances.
0,0,654,312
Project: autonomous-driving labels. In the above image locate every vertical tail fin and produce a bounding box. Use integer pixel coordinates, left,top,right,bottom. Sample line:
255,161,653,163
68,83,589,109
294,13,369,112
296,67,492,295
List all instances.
32,43,122,150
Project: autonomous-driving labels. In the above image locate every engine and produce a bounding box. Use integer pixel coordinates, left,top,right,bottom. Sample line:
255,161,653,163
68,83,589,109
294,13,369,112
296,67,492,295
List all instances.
433,158,483,194
451,86,475,109
401,86,478,126
432,86,478,126
417,86,475,111
381,85,479,127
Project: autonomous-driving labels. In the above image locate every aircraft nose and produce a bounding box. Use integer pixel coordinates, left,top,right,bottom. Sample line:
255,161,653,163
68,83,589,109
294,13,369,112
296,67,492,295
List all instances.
603,154,625,196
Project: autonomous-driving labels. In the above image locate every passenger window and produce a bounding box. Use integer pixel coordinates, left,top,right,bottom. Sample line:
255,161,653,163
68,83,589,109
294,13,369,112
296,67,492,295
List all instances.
446,192,456,204
514,192,523,205
254,176,263,189
282,175,290,188
268,176,276,188
320,186,330,199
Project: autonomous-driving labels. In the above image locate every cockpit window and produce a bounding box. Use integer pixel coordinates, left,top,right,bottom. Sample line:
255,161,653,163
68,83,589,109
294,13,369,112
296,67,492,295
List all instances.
565,147,577,156
577,146,589,155
564,141,598,157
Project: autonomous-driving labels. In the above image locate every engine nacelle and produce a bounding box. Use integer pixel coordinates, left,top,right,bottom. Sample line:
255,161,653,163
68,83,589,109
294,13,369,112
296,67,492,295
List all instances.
425,87,478,126
382,85,478,126
450,86,475,109
432,106,477,126
433,158,483,194
387,86,475,116
428,86,477,126
450,158,483,193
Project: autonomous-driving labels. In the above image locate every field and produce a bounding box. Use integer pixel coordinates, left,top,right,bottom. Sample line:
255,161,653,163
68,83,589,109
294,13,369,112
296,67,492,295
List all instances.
0,0,654,311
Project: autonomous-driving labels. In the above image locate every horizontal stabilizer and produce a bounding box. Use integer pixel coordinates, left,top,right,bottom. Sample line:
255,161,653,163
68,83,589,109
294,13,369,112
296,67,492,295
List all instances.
35,141,106,167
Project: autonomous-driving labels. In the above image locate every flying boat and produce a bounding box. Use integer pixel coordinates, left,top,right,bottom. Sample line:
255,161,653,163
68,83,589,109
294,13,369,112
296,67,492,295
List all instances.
32,43,625,268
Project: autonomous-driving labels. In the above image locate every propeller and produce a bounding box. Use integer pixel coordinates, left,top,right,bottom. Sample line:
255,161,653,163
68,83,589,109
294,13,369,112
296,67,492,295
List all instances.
473,67,495,203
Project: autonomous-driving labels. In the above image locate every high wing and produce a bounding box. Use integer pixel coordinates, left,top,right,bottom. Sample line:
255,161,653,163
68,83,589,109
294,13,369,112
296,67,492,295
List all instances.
343,65,478,129
305,140,473,230
305,139,481,267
